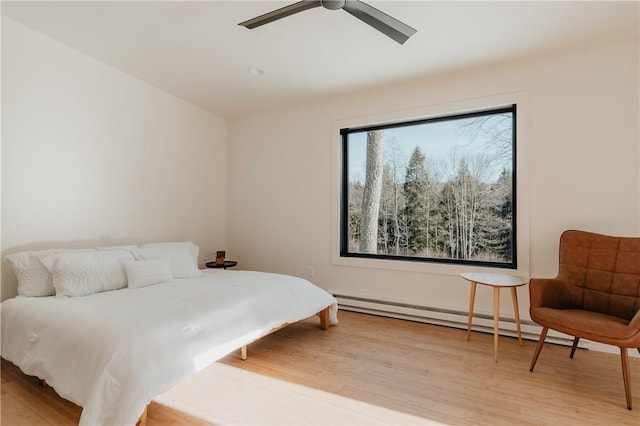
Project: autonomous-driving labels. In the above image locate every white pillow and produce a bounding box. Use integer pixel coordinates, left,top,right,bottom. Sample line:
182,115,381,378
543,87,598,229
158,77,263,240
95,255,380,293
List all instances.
7,248,99,297
40,250,135,297
124,259,173,289
135,243,201,279
7,250,55,297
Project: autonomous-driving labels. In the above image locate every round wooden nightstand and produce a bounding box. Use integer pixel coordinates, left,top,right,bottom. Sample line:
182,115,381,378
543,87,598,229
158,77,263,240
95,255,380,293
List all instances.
205,260,238,270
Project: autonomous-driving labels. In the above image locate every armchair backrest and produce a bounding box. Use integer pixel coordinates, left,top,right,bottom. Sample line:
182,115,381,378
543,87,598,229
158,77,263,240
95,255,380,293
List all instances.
558,230,640,321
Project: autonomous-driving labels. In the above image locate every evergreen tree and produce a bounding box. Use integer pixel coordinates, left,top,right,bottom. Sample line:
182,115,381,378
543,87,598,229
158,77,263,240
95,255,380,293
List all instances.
403,148,429,254
490,169,513,261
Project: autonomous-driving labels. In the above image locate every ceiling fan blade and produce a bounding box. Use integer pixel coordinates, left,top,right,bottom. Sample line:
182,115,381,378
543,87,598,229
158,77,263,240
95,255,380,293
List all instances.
239,1,322,29
342,0,416,44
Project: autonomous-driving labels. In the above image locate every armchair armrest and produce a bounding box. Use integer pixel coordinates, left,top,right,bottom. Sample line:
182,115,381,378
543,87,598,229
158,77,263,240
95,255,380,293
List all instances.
529,277,572,309
629,309,640,331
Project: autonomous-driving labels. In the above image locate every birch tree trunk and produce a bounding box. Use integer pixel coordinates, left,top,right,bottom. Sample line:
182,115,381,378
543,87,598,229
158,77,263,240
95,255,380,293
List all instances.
359,130,384,254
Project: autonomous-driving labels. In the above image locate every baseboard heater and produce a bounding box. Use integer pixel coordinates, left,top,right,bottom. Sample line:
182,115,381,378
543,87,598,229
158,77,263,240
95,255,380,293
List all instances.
334,293,585,348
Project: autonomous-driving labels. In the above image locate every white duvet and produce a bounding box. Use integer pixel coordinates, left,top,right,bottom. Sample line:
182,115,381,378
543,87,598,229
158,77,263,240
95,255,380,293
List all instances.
1,269,338,425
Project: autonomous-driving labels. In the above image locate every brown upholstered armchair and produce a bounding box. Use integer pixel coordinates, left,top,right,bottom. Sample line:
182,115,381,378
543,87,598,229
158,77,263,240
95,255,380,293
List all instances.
529,230,640,409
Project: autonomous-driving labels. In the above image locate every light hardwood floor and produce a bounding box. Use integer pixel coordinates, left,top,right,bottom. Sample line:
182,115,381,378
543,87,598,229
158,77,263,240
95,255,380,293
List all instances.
2,310,639,425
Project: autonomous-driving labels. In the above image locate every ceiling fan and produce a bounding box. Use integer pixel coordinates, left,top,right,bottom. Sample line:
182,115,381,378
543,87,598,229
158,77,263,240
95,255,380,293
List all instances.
238,0,417,45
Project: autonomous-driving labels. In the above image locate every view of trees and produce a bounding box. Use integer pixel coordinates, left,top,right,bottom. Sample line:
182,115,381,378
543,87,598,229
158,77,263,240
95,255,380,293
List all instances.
344,108,515,265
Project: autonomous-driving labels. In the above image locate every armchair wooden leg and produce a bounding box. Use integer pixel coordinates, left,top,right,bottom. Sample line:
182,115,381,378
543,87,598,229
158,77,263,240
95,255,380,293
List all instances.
620,347,632,410
570,336,580,358
530,326,549,372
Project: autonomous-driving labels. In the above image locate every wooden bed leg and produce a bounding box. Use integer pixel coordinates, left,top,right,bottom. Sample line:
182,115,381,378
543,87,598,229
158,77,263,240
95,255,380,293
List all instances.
240,345,248,361
136,406,148,426
318,307,330,330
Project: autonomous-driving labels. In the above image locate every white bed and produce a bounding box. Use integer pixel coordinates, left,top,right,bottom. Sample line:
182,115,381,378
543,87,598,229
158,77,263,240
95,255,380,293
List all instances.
1,268,338,425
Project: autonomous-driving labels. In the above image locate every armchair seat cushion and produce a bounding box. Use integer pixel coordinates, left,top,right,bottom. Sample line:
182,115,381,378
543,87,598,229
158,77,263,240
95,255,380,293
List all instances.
531,307,639,345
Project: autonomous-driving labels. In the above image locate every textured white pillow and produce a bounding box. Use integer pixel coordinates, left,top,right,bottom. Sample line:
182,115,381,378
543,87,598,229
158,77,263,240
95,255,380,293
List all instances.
124,259,173,289
135,244,201,279
40,250,135,297
7,250,55,297
7,248,101,297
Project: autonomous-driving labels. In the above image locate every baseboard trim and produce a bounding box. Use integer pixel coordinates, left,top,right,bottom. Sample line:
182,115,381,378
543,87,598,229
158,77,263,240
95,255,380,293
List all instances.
334,293,582,348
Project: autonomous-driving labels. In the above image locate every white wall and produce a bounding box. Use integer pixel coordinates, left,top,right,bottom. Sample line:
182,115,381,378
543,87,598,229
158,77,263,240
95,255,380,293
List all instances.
227,40,639,326
1,18,227,300
2,14,638,341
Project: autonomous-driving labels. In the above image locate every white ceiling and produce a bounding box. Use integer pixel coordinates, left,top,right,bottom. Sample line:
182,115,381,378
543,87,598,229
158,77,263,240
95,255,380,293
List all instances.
2,1,638,119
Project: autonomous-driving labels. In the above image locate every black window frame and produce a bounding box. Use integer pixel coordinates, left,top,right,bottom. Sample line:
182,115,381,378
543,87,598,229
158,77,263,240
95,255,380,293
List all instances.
339,104,518,269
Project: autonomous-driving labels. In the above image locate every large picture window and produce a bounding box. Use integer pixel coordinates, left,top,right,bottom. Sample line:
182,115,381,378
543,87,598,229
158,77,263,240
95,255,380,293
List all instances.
340,105,516,268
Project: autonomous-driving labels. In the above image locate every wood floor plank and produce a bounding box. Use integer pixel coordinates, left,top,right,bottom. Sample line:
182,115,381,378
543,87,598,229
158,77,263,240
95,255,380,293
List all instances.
2,310,639,425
